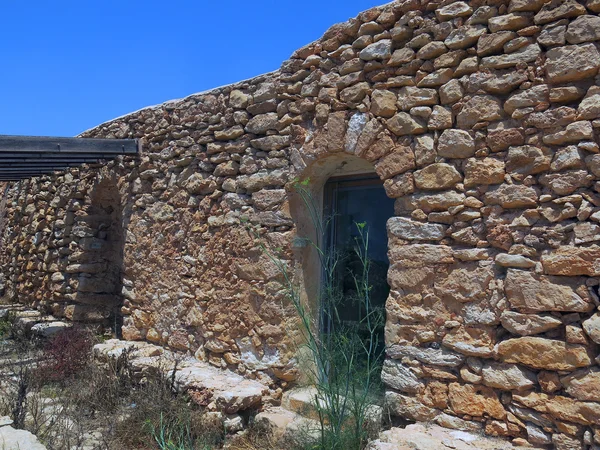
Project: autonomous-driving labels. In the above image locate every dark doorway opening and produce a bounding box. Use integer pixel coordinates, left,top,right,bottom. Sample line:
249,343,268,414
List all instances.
322,174,395,346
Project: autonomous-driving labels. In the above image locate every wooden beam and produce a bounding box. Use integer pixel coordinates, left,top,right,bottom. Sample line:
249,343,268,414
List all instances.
0,135,139,155
0,152,119,160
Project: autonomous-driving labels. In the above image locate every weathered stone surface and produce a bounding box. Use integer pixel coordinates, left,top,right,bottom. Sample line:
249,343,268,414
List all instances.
385,391,439,421
577,86,600,120
534,0,587,25
387,344,465,367
386,112,426,136
457,95,503,129
541,246,600,276
545,43,600,84
383,172,414,198
387,217,446,241
505,269,593,313
477,31,516,57
445,26,487,50
245,112,279,134
448,383,506,420
513,391,600,426
543,120,594,145
566,15,600,44
371,90,397,118
483,184,538,208
481,362,536,391
375,145,415,178
539,170,593,195
381,359,423,393
497,337,593,371
500,311,563,336
437,129,475,158
442,326,495,357
480,43,541,69
359,39,392,61
0,425,47,450
396,191,466,213
495,253,535,268
560,368,600,402
435,263,493,303
582,313,600,344
413,163,462,190
464,158,505,187
397,86,438,110
504,85,548,115
436,2,472,21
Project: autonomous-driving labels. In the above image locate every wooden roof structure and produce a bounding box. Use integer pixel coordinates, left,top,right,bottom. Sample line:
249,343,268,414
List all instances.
0,135,139,181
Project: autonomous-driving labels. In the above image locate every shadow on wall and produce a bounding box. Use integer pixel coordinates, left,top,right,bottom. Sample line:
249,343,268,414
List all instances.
70,176,126,336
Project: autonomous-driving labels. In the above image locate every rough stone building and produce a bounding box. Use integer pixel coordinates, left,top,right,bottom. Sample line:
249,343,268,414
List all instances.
2,0,600,447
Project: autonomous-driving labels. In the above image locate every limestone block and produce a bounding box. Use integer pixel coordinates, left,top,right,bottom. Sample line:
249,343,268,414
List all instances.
387,217,446,241
497,337,593,371
504,269,594,313
413,163,462,190
381,359,424,393
545,43,600,84
513,391,600,426
437,129,475,158
560,368,600,402
448,383,506,419
500,310,562,336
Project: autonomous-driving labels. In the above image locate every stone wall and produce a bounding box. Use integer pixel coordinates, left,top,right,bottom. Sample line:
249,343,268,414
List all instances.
2,0,600,446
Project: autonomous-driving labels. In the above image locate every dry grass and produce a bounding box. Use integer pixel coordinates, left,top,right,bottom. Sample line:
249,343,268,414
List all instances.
0,327,283,450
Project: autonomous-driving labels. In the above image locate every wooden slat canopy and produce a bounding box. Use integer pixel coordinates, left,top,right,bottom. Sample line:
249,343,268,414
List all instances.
0,135,139,180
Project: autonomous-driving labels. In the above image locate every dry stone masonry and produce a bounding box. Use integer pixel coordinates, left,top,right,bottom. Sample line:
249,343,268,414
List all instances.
2,0,600,447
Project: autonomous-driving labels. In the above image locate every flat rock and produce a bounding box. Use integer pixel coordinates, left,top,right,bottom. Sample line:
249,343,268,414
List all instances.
566,15,600,44
381,359,423,393
512,391,600,426
500,310,562,336
481,361,537,391
496,337,593,371
504,269,594,313
561,368,600,402
437,129,475,158
387,344,465,367
483,184,538,209
457,95,503,129
414,163,462,190
545,43,600,84
582,313,600,344
387,217,446,241
540,245,600,276
175,364,268,413
0,425,47,450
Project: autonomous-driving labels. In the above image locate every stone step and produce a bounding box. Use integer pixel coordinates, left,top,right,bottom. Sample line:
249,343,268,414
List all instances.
366,423,530,450
93,339,270,414
282,386,383,427
254,407,321,443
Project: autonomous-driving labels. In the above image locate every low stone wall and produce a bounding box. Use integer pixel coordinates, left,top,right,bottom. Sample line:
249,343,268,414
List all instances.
2,0,600,446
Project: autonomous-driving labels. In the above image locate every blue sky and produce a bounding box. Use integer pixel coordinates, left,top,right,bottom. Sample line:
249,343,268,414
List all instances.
0,1,383,137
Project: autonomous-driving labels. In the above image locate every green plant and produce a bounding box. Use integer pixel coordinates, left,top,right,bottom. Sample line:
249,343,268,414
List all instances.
257,180,385,450
0,317,10,338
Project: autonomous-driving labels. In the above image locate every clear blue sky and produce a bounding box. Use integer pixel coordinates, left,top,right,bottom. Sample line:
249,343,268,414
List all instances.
0,1,383,137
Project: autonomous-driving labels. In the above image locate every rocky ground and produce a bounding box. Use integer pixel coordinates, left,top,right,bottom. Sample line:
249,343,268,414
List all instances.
0,303,550,450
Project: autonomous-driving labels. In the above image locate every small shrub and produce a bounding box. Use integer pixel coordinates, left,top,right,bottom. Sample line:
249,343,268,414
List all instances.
41,327,94,383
